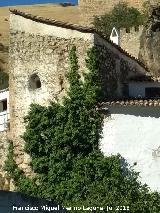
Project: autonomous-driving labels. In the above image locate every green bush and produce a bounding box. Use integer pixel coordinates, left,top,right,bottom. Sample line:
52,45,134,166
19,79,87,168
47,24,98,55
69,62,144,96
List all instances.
5,46,160,212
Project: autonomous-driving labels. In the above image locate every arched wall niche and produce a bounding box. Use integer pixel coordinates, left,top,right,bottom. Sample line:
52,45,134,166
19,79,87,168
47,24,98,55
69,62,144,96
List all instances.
29,73,41,90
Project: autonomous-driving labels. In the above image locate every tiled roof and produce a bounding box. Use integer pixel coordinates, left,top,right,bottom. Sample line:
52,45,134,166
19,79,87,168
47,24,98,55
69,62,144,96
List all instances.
9,9,150,74
99,99,160,107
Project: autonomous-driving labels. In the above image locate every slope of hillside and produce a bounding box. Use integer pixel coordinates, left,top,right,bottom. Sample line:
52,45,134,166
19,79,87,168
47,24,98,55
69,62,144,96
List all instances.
0,3,80,73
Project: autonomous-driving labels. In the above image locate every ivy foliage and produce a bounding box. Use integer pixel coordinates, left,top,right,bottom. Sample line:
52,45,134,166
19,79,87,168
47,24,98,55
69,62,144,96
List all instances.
5,46,160,212
93,2,145,37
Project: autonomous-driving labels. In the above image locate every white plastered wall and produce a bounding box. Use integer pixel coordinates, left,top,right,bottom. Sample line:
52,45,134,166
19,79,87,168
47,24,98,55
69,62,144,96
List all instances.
100,106,160,192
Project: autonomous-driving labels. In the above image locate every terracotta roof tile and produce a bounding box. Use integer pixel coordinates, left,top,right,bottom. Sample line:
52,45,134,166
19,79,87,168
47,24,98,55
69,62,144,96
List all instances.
99,99,160,107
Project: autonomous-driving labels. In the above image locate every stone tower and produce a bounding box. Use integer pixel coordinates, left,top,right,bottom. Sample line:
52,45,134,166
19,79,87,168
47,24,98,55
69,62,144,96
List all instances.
9,10,94,175
78,0,145,26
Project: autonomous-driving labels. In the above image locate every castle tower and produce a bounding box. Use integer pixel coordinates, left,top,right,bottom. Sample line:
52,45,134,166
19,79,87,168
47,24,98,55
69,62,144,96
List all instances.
9,10,95,175
78,0,144,26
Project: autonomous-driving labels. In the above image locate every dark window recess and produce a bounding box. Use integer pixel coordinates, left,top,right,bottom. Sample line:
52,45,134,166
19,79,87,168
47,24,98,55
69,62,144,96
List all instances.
145,87,160,98
29,74,41,90
36,80,41,89
2,99,7,111
0,99,7,112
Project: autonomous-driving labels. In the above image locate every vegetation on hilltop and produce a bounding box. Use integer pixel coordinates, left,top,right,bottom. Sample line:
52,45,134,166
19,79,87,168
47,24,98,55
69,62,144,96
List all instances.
5,46,160,212
93,2,145,37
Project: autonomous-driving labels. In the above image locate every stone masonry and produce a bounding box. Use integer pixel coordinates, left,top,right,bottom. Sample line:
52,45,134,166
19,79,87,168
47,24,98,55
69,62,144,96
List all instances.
119,26,144,58
94,33,148,98
9,11,94,176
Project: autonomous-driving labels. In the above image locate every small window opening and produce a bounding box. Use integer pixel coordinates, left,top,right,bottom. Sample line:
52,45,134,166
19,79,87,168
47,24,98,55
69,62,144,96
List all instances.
0,99,7,113
29,74,41,90
3,99,7,111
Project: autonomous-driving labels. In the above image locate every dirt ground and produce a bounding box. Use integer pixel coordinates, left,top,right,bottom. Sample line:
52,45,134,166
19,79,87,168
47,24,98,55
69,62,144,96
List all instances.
0,3,80,72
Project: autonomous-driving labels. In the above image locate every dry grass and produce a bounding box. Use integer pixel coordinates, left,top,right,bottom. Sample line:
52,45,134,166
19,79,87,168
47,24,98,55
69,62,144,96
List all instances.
0,3,80,72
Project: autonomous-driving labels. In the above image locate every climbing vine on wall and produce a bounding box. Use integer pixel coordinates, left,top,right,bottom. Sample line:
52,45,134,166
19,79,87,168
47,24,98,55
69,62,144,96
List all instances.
5,46,160,212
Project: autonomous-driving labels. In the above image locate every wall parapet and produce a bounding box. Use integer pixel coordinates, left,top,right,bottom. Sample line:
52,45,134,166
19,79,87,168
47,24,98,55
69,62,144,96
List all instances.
119,25,144,59
120,25,144,35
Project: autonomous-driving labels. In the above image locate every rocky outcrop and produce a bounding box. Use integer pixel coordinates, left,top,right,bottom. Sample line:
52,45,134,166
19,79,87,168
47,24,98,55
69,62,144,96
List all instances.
139,6,160,77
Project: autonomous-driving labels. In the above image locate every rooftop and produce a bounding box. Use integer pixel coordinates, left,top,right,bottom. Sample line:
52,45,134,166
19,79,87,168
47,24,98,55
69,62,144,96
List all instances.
99,99,160,107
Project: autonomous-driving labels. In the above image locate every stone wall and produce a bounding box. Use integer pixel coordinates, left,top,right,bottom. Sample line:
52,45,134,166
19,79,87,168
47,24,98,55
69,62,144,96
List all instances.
120,26,143,58
9,13,94,175
78,0,144,26
94,33,147,98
